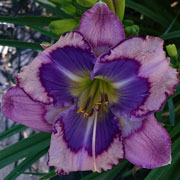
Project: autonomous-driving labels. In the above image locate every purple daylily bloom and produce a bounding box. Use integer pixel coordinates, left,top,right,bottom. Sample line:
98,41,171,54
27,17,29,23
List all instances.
1,2,179,174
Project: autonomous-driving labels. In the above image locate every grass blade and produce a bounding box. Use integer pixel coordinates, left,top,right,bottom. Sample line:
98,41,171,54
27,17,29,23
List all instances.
0,39,43,50
29,25,59,40
0,132,50,169
39,170,57,180
126,0,169,27
168,99,175,125
163,10,180,35
0,16,59,27
160,30,180,40
4,148,48,180
0,124,27,141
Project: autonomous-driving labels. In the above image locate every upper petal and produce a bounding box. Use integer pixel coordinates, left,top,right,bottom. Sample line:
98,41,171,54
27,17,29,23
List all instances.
48,104,123,174
124,115,171,168
96,36,179,118
92,56,150,121
1,87,60,132
17,31,96,107
79,2,125,56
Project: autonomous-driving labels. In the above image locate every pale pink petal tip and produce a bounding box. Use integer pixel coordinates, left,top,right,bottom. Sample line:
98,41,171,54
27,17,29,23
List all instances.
1,87,60,132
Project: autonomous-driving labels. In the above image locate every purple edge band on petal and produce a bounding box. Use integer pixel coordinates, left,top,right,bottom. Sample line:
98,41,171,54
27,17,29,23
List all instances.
47,149,124,176
52,119,122,156
114,36,179,114
93,35,179,119
16,68,53,106
92,56,152,120
16,31,94,106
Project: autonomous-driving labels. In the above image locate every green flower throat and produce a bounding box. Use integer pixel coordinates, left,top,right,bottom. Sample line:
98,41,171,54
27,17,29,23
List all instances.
71,76,118,117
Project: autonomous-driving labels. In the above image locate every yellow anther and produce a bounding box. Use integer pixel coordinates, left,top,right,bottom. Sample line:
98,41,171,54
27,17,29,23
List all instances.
95,102,102,105
84,112,89,117
104,101,109,105
77,108,85,114
94,104,99,110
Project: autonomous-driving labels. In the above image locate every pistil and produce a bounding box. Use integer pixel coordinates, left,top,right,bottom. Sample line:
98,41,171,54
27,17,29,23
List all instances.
74,77,117,117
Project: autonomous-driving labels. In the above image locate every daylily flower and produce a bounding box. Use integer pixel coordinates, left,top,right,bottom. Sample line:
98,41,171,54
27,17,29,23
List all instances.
1,2,179,174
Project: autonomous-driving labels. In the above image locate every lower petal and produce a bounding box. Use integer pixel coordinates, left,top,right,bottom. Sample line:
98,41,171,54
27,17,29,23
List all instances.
1,87,61,132
48,104,123,174
124,115,171,168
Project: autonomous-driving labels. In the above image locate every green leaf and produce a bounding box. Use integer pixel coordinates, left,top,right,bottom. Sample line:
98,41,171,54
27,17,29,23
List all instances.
126,0,169,27
170,120,180,139
0,39,43,50
0,16,60,40
0,124,27,141
49,19,79,35
39,170,57,180
160,30,180,40
0,132,50,169
114,0,125,21
76,0,97,8
168,99,175,125
0,16,59,27
35,0,72,18
163,10,180,35
29,25,59,40
4,148,48,180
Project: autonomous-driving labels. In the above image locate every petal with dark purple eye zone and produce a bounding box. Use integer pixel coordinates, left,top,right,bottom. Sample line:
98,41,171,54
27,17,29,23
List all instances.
48,104,123,174
1,87,61,132
124,115,171,168
79,2,125,56
92,56,150,121
17,31,96,107
100,36,179,118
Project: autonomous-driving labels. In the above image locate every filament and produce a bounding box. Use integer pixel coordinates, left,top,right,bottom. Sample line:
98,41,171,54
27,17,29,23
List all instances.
92,110,98,172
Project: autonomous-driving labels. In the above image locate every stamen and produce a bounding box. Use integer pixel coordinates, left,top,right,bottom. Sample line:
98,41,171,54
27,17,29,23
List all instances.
95,102,102,105
92,110,98,172
104,101,109,105
84,112,89,117
77,108,85,114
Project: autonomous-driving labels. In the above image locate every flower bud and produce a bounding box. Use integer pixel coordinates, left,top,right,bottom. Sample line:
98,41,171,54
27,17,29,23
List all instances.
60,4,77,16
76,0,97,7
40,42,52,49
49,19,79,35
166,44,178,58
125,25,139,37
114,0,125,21
102,0,116,13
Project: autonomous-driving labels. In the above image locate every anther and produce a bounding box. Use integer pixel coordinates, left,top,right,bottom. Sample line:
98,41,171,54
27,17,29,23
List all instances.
95,102,102,105
77,108,85,114
84,112,89,117
104,101,109,105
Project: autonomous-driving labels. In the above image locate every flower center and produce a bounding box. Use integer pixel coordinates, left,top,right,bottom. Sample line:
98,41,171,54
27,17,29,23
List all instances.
71,76,117,117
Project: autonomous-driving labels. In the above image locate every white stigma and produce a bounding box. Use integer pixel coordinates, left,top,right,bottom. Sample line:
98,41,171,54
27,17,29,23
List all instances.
92,110,98,172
